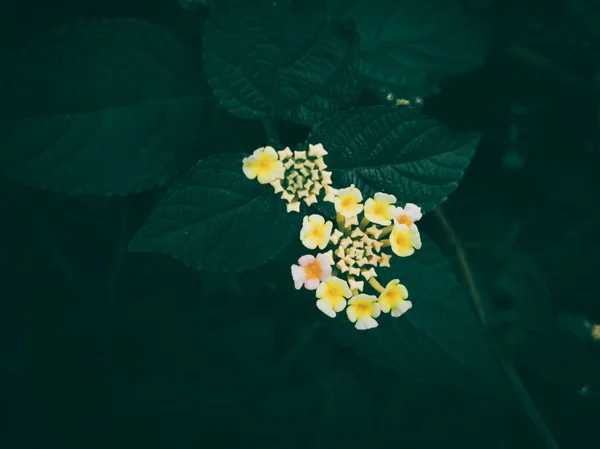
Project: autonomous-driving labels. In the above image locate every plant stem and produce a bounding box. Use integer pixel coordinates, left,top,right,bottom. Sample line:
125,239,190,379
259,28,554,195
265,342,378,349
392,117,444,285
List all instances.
434,204,560,449
262,117,281,147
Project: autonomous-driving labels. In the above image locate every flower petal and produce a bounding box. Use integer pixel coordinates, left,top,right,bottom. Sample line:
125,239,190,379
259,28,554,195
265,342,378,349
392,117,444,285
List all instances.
316,299,336,318
291,265,305,290
355,316,378,330
404,203,422,222
391,300,412,317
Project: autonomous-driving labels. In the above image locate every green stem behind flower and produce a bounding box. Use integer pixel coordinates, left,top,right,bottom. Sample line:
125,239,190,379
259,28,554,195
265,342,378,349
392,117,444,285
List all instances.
262,117,281,148
434,205,559,449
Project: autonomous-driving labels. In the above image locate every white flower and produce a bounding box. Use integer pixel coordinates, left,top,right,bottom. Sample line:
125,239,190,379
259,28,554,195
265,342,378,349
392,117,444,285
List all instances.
291,253,333,290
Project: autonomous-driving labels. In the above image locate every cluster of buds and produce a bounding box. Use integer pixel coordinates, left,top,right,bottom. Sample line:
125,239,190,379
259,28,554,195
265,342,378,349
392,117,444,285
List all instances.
242,143,424,330
242,144,334,213
292,185,423,330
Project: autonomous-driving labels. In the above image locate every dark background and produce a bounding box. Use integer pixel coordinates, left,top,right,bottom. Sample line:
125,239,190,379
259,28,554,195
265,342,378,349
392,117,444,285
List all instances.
1,1,599,448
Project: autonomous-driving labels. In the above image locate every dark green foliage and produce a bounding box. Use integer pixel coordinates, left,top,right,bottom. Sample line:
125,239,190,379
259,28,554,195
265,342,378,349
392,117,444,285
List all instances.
1,0,599,448
203,0,360,124
128,154,300,272
329,234,509,398
309,106,478,210
0,18,214,195
328,0,491,97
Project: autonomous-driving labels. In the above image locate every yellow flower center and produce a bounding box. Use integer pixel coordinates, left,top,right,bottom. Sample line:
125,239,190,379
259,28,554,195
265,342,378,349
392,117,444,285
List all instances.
310,226,323,239
325,283,342,298
354,301,371,316
382,289,398,306
256,156,274,172
341,196,354,208
303,259,322,280
372,203,386,216
394,232,410,248
395,214,413,227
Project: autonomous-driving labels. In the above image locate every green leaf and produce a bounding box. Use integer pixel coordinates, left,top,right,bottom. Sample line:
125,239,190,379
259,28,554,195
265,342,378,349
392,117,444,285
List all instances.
128,153,300,272
309,106,478,210
329,0,491,96
0,18,214,195
203,0,360,124
330,233,508,398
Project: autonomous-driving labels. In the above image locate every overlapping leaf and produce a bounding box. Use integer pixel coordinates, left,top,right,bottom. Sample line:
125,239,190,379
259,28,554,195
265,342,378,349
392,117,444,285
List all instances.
330,234,509,398
203,0,360,124
309,106,478,210
128,154,300,272
329,0,491,96
0,18,213,195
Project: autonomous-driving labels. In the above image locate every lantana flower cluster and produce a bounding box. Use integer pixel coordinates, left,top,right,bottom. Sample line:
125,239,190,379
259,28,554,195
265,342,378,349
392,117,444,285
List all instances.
243,144,423,330
242,144,334,212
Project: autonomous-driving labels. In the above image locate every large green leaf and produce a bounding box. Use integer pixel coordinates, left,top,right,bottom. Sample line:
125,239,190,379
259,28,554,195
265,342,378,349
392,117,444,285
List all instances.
203,0,360,124
0,18,214,195
309,106,478,210
329,0,491,96
330,234,509,398
128,154,300,272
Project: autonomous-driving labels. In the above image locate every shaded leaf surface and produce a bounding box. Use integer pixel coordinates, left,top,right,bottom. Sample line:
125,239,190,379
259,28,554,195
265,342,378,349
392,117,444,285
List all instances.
203,0,360,124
330,234,509,398
128,153,300,272
0,18,213,195
329,0,491,96
309,106,478,210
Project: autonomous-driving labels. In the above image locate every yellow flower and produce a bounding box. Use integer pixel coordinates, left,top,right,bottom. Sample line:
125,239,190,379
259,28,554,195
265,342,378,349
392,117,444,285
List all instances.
346,294,381,330
389,224,421,257
393,203,422,228
291,253,333,290
377,279,412,317
242,146,284,184
364,192,396,225
316,276,352,318
334,185,363,217
300,214,333,250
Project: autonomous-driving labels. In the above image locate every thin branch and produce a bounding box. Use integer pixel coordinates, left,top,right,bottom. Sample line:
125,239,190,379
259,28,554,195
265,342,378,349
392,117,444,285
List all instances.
434,204,560,449
434,206,487,326
503,43,600,97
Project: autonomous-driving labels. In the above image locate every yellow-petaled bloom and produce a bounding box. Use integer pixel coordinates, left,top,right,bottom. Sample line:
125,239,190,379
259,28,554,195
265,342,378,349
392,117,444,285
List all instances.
334,185,363,217
346,294,381,330
300,214,333,250
364,192,397,225
389,223,422,257
316,276,352,318
291,253,333,290
378,279,412,317
393,203,422,228
242,146,285,184
591,324,600,342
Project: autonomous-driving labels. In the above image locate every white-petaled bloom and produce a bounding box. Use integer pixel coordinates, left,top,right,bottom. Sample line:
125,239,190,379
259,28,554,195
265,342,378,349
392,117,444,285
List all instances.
316,277,352,318
346,294,381,330
393,203,422,228
364,192,397,225
334,185,363,217
300,214,333,250
389,224,422,257
291,253,333,290
242,146,284,184
377,279,412,317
